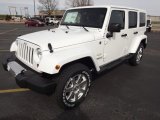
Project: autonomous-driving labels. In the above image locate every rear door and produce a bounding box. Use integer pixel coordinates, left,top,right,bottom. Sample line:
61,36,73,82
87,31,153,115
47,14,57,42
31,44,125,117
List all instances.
125,11,138,53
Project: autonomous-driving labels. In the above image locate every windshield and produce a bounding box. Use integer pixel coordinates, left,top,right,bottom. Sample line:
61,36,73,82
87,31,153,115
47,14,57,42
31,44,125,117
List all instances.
61,8,107,28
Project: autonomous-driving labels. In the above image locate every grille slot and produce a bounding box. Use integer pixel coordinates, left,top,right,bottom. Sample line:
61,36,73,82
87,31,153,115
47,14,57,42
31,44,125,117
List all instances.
17,40,37,65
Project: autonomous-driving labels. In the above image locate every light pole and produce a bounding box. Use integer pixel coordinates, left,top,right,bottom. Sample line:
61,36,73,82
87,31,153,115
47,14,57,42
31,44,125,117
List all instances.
33,0,36,16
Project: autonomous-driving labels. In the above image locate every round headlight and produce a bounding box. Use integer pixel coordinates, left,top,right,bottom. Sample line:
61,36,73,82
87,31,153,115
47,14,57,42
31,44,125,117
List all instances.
34,48,42,63
37,48,42,58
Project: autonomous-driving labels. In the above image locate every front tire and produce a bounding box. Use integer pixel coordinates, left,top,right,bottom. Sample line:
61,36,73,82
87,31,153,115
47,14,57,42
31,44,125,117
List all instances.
55,63,92,109
129,43,144,66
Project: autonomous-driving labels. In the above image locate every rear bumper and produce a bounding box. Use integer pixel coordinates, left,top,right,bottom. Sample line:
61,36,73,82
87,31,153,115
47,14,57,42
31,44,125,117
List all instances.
2,53,56,95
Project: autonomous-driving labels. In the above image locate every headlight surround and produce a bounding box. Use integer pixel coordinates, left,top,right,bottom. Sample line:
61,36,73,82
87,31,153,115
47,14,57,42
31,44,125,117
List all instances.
37,48,42,58
34,48,42,63
10,40,18,52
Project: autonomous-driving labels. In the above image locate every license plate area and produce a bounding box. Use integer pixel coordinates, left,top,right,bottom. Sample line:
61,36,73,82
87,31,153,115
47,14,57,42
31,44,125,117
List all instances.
7,61,26,76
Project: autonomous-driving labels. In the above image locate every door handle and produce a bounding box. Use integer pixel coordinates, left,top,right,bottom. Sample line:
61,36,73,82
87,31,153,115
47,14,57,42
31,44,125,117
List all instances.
121,34,127,37
134,31,138,34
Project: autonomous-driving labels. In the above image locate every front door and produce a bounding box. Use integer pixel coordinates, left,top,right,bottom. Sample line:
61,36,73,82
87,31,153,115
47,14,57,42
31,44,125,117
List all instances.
103,9,128,64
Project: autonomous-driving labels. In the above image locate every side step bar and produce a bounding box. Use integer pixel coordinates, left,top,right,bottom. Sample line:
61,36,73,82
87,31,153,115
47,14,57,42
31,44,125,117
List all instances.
99,54,133,73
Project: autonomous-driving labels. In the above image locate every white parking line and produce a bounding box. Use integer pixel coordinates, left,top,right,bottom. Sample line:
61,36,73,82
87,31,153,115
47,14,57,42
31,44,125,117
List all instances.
0,28,18,35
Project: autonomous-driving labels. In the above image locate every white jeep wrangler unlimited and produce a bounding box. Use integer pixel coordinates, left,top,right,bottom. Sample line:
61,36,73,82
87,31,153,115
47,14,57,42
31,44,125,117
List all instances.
3,6,147,109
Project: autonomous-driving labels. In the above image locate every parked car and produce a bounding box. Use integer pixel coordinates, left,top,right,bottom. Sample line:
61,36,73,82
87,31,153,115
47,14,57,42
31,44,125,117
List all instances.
45,17,59,25
146,19,152,32
32,17,45,22
3,5,147,109
12,16,21,22
25,19,45,27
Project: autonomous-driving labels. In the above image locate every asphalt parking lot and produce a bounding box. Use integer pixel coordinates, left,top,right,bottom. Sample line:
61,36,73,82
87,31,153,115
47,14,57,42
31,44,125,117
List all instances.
0,23,160,120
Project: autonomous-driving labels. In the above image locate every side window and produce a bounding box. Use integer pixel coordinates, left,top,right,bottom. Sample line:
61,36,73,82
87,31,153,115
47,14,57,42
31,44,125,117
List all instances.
109,10,125,29
140,13,146,27
129,11,137,28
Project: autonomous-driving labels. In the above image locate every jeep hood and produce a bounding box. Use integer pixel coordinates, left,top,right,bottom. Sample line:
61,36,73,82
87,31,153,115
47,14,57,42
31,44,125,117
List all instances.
18,27,96,51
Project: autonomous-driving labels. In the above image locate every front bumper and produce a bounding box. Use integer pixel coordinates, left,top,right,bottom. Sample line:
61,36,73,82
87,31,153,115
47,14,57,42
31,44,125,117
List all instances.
2,53,56,95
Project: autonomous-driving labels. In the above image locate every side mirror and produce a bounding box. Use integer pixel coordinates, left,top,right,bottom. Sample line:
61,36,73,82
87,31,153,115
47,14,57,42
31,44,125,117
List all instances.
107,23,121,38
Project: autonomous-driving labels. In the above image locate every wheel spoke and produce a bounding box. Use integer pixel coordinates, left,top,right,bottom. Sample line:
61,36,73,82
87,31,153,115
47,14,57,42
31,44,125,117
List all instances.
79,88,85,94
137,55,140,61
139,54,142,58
74,93,79,101
66,91,74,101
136,48,143,62
65,86,73,93
71,78,76,85
78,80,87,88
77,74,82,84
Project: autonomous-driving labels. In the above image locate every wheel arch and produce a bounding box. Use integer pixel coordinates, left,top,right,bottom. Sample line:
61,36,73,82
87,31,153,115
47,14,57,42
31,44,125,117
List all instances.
141,38,147,49
59,57,98,74
129,35,147,53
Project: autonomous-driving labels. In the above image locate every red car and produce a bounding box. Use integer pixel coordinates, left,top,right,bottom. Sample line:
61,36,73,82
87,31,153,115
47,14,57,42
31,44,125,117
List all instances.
25,19,45,27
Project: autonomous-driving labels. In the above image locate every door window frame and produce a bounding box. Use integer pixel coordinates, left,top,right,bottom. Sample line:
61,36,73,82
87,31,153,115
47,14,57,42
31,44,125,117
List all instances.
128,11,138,29
108,10,126,30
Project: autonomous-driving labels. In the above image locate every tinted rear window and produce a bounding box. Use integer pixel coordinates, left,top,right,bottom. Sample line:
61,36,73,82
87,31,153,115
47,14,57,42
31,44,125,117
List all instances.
140,13,146,27
129,11,137,28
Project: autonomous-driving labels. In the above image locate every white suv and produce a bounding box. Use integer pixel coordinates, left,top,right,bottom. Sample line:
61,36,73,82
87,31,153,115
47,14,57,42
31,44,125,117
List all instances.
3,5,147,109
45,17,59,25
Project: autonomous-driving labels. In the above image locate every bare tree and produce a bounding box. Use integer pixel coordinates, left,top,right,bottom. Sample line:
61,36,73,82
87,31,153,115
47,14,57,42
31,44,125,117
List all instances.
65,0,94,7
38,0,58,16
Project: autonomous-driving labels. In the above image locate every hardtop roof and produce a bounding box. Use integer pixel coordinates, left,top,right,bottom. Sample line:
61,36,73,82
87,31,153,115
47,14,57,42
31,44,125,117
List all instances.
67,5,146,13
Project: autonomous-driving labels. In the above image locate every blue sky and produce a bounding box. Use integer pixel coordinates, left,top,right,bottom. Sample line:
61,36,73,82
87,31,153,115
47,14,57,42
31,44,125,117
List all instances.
0,0,159,16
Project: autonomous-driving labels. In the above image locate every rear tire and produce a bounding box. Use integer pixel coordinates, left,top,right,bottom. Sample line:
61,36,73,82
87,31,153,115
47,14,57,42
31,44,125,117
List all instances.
55,63,92,109
129,43,144,66
148,27,151,32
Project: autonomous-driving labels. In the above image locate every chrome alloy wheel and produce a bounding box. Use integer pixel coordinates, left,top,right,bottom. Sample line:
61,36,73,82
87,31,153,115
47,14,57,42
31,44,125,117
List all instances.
63,73,88,103
136,47,143,63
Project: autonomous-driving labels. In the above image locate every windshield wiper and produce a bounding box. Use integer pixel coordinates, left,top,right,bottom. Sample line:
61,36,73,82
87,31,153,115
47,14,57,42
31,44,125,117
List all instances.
82,26,89,32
